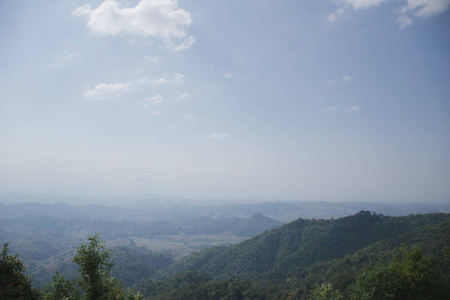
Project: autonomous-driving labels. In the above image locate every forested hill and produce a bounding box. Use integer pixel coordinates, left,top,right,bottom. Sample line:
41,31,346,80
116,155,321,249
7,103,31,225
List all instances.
166,211,450,286
3,211,449,299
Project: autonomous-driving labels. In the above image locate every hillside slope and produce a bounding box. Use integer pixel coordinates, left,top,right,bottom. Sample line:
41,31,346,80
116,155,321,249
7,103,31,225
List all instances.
168,211,450,286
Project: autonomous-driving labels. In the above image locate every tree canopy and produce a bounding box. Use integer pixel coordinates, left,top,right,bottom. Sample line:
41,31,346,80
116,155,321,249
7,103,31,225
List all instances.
0,243,41,299
44,234,142,300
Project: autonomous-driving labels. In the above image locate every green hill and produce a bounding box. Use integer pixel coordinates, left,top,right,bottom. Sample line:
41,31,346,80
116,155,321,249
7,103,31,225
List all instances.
3,211,449,299
165,211,450,287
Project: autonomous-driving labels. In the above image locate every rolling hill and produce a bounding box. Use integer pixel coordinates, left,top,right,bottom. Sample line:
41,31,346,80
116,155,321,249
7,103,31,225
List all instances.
165,211,450,288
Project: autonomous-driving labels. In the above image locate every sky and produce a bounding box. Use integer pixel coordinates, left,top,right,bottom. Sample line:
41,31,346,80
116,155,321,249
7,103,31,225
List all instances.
0,0,449,203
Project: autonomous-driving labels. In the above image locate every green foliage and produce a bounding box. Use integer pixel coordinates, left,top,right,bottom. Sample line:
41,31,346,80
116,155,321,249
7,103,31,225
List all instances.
169,212,449,288
44,234,142,300
43,272,80,300
308,283,343,300
137,270,288,300
3,212,450,300
110,247,173,288
347,245,449,299
135,243,449,300
0,243,41,300
72,234,114,299
138,270,212,298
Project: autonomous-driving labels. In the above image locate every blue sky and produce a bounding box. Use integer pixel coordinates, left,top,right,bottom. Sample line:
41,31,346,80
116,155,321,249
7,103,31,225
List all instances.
0,0,449,203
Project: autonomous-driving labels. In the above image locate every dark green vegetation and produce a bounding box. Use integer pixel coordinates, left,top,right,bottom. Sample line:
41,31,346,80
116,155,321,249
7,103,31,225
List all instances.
0,243,41,299
136,242,450,300
1,211,449,299
346,245,449,299
2,234,143,300
136,271,290,300
110,247,174,288
27,245,175,290
169,212,449,286
136,212,448,299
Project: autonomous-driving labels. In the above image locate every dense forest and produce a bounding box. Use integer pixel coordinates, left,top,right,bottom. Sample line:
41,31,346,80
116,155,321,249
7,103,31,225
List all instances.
1,211,449,299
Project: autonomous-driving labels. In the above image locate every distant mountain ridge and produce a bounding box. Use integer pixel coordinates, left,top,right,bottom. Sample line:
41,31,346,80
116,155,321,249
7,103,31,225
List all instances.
0,212,281,240
1,199,449,222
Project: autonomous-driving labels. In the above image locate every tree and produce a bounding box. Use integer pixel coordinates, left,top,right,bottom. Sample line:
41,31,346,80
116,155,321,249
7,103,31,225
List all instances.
70,234,142,300
43,272,80,300
0,243,41,300
348,245,449,299
72,234,113,299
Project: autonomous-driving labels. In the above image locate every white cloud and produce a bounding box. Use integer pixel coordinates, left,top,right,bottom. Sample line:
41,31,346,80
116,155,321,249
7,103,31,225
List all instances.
151,76,169,84
84,75,169,100
141,103,149,109
167,35,196,52
144,55,159,63
73,0,195,51
151,110,162,114
349,105,359,111
338,0,391,10
84,81,132,100
328,7,347,22
177,93,188,100
329,0,450,26
406,0,450,17
324,106,338,111
174,73,185,83
141,74,182,85
209,133,231,139
147,94,164,104
397,0,450,26
396,14,414,27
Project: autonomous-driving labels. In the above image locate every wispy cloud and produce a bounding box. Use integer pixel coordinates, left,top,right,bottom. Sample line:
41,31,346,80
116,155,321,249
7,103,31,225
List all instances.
324,106,338,111
209,133,231,139
327,7,347,22
84,82,132,100
84,76,170,100
166,35,196,53
151,110,162,115
340,0,390,10
150,76,169,84
396,13,414,27
349,105,359,111
405,0,450,17
397,0,450,27
73,0,195,51
328,0,450,26
174,73,185,84
144,55,159,63
177,93,188,100
147,94,164,104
